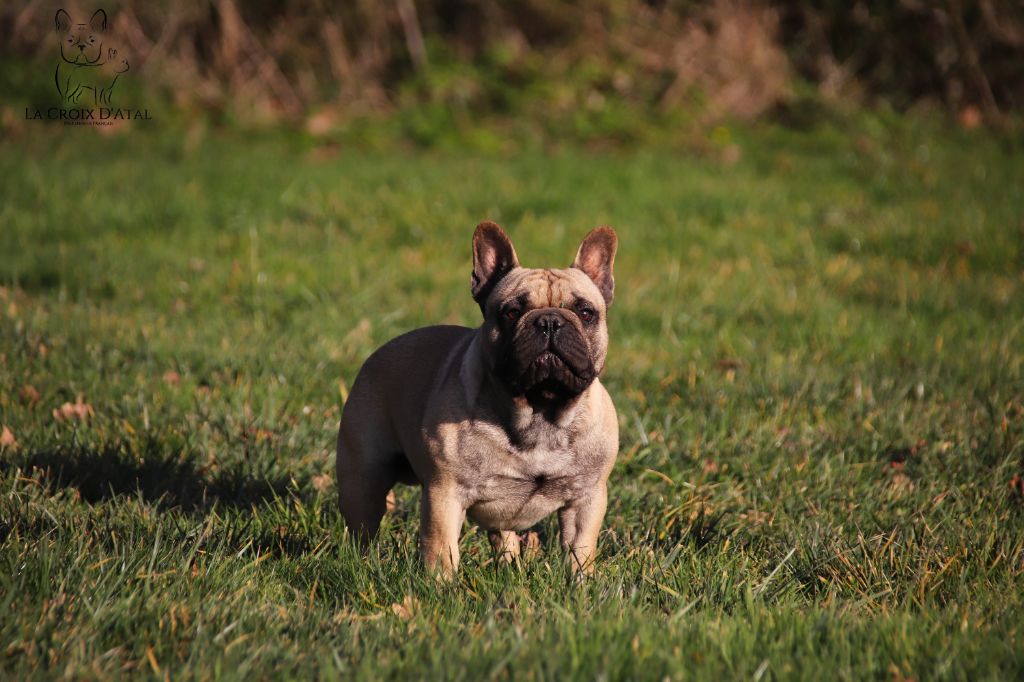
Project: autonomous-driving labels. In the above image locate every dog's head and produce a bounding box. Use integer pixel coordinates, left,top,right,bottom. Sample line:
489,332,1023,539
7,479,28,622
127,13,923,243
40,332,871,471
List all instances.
107,48,129,74
56,9,107,66
471,222,617,409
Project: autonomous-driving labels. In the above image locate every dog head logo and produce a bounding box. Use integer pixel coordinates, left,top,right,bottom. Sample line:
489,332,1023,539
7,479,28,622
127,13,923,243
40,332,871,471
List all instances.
56,9,107,65
54,8,129,105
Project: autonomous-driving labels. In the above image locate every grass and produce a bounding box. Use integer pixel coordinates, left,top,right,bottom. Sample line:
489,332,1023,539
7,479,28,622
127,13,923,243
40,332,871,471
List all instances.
1,116,1023,679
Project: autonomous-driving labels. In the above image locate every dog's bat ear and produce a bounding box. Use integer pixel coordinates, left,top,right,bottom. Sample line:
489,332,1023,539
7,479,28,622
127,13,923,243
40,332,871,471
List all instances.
572,226,617,306
55,9,72,34
90,9,107,32
471,221,519,313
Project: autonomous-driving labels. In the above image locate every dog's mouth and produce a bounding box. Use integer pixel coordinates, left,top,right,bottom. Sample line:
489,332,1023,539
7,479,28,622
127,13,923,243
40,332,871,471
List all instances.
506,346,596,403
526,378,575,404
63,42,101,64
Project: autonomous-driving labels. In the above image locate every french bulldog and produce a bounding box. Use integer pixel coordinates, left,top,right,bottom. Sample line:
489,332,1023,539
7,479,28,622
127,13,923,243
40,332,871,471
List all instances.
55,9,128,105
336,222,619,577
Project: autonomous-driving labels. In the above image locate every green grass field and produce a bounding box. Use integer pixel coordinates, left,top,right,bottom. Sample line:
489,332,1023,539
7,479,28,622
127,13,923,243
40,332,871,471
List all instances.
2,119,1023,679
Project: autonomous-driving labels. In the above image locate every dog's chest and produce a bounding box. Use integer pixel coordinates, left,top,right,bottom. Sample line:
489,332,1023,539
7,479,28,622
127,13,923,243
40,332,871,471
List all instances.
458,434,593,531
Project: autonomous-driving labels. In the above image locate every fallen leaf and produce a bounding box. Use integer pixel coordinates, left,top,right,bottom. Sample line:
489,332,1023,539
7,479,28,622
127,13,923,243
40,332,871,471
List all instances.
390,595,418,620
888,662,918,682
888,472,915,495
887,445,912,465
955,241,975,256
19,384,40,406
1010,474,1024,502
163,371,181,386
0,426,17,449
740,509,772,526
715,358,743,371
52,396,94,422
311,474,332,493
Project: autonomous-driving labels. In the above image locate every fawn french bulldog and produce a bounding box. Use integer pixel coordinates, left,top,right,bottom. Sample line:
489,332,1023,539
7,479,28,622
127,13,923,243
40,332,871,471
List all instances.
336,222,619,577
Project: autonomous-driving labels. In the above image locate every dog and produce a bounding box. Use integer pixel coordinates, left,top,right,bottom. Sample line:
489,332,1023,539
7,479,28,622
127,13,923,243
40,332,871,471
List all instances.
54,9,128,105
336,222,619,577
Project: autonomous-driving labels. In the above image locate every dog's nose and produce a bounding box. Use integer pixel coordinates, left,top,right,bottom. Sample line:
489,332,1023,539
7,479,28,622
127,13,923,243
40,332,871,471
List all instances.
534,312,563,335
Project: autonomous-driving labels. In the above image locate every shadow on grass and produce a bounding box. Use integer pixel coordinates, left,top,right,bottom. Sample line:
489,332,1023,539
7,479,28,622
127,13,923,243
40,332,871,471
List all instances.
2,442,342,560
6,439,292,512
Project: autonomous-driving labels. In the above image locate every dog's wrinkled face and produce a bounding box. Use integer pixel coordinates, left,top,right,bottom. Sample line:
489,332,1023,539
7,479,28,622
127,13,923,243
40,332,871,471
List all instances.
471,222,617,409
56,9,107,66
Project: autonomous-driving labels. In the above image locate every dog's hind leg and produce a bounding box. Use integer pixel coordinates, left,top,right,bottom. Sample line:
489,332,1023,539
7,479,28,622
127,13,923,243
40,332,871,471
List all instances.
335,412,405,545
489,530,521,564
336,458,396,544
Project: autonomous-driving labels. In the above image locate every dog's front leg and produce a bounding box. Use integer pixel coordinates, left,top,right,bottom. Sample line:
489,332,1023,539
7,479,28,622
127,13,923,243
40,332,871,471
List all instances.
419,483,465,579
558,484,608,576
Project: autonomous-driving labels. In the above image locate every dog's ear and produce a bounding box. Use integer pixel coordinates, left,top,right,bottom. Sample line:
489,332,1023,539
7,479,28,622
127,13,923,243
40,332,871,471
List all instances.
471,221,519,313
89,9,107,33
55,9,72,34
571,227,617,306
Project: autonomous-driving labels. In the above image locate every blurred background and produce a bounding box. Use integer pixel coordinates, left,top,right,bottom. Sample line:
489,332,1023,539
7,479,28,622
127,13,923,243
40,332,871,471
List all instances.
3,0,1022,143
2,4,1024,677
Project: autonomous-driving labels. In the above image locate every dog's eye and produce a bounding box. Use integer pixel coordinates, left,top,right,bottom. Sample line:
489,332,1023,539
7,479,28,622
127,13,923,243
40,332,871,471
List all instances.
577,307,596,323
503,308,522,321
